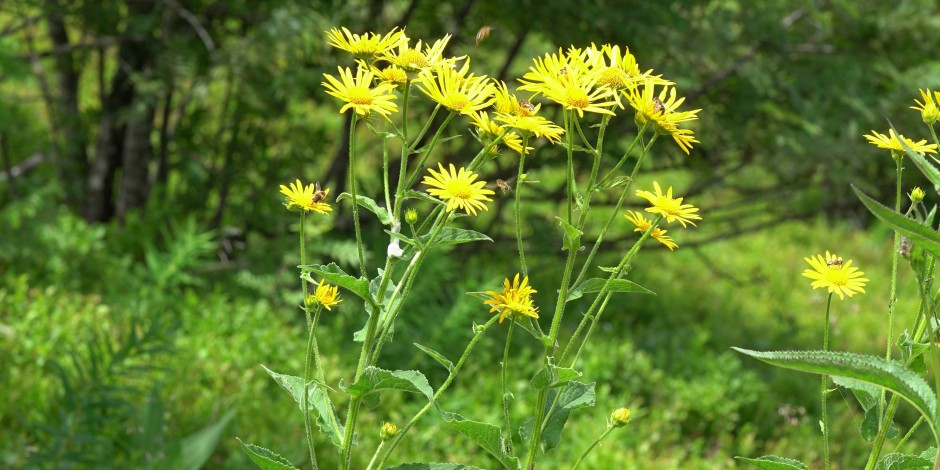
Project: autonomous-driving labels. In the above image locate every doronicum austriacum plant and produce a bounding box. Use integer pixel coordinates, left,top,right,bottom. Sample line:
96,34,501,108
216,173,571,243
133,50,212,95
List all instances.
237,27,702,470
735,89,940,470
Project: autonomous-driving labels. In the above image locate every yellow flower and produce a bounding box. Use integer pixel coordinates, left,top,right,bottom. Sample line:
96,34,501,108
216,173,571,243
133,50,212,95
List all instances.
635,182,701,228
585,44,672,91
322,66,398,117
325,27,407,58
911,88,940,125
519,49,618,117
495,113,564,143
422,163,495,215
493,81,539,116
358,60,409,86
416,59,494,115
802,251,868,300
279,180,332,214
625,80,701,154
382,35,458,73
309,280,343,310
469,111,530,155
624,210,678,250
483,273,539,323
910,187,926,203
864,129,938,155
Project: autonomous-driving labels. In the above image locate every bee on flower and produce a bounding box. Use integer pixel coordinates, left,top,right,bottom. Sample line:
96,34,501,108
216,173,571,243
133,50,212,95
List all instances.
802,251,868,300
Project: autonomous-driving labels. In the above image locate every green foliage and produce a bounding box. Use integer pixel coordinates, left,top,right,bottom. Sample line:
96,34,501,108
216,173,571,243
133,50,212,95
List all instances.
238,440,299,470
737,455,809,469
441,412,519,469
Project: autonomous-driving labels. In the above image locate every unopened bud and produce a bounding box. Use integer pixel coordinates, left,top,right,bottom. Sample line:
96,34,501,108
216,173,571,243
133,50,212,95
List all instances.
305,295,317,308
910,187,926,204
922,103,939,125
610,407,631,427
405,208,418,225
380,422,398,441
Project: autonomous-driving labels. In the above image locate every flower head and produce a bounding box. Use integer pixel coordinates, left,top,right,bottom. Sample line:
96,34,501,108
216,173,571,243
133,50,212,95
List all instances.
416,59,494,115
585,44,671,91
495,113,564,143
864,129,938,155
469,111,530,155
802,251,868,300
625,81,700,154
610,407,631,427
322,66,398,117
484,274,539,323
380,422,399,441
307,280,343,310
635,182,701,228
382,35,459,73
624,210,679,250
910,187,926,203
422,163,495,215
405,208,418,225
326,27,407,58
519,48,618,118
911,89,940,125
279,180,332,214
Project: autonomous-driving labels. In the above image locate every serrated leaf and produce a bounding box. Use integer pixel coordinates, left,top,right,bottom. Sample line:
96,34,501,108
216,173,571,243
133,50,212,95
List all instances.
875,452,932,470
337,193,392,225
735,455,808,470
556,217,582,252
733,348,939,443
567,278,655,301
441,412,520,469
414,343,454,373
260,365,344,447
853,185,940,260
520,381,596,453
530,361,582,390
421,227,492,246
302,263,371,303
892,121,940,193
402,189,445,206
237,439,298,470
347,367,434,402
387,464,484,470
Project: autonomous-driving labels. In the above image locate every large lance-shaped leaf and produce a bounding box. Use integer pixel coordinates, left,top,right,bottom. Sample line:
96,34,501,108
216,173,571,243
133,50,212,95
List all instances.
337,192,392,225
160,410,235,470
735,455,808,470
519,381,596,453
346,367,434,402
237,439,298,470
875,452,931,470
891,121,940,193
387,464,484,470
556,217,582,252
852,185,940,259
302,263,371,303
567,278,656,301
733,348,939,443
441,412,520,469
420,227,492,246
260,365,344,447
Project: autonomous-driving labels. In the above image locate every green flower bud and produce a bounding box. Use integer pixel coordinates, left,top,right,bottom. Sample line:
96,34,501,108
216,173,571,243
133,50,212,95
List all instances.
405,208,418,225
910,187,926,204
380,421,398,441
610,407,631,427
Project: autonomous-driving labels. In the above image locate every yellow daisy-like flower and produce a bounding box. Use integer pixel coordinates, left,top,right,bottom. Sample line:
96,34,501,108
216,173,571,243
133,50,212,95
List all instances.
382,35,458,73
469,111,530,155
802,251,868,300
322,66,398,117
518,48,579,92
625,81,701,154
911,88,940,125
519,49,618,117
422,163,495,215
358,60,409,87
483,273,539,323
492,81,539,117
309,280,343,310
635,182,701,228
584,44,672,91
495,113,564,143
325,27,407,58
864,129,938,155
416,59,495,115
279,180,332,214
624,210,679,250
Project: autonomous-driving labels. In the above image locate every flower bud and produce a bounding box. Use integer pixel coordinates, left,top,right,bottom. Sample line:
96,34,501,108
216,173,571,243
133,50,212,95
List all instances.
610,407,631,427
921,103,939,125
380,421,398,441
405,208,418,225
910,187,926,204
305,294,317,308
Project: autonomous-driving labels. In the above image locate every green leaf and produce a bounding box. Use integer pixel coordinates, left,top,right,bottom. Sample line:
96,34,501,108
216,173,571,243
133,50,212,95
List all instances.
523,381,595,453
347,367,434,402
530,361,582,390
260,365,344,447
567,278,655,301
302,263,371,303
441,412,519,469
387,464,484,470
556,217,582,252
853,185,940,259
413,343,454,373
237,439,298,470
735,455,808,470
733,348,939,442
415,134,462,153
337,193,392,225
402,189,445,206
421,227,492,246
161,410,235,470
892,121,940,193
875,452,932,470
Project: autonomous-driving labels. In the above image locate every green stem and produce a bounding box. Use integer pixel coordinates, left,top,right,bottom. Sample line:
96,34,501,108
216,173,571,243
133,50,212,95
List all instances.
565,110,574,222
515,137,529,277
365,441,384,470
928,124,940,149
888,154,902,363
303,305,323,470
500,320,516,455
571,426,615,470
392,81,414,221
595,122,649,189
403,111,456,190
822,293,832,470
298,212,318,469
864,394,901,470
376,316,500,468
894,416,924,452
571,134,656,290
349,113,366,278
382,122,392,215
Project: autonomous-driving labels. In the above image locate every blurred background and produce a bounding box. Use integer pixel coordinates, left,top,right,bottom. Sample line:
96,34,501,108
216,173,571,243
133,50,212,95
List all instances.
2,0,939,468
